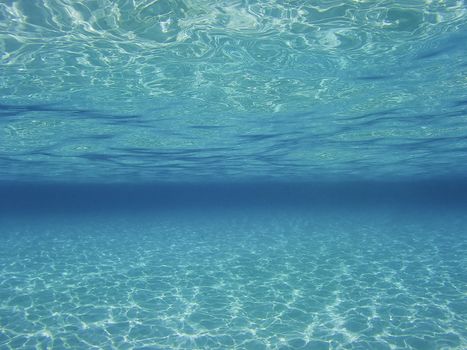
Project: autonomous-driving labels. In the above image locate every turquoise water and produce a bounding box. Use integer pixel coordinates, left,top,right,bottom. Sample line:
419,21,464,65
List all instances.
1,207,466,349
1,185,466,349
1,1,467,349
0,211,467,349
1,0,467,181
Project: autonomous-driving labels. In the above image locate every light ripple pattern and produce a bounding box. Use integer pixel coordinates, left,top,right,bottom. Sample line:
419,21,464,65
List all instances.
0,211,466,349
0,1,467,181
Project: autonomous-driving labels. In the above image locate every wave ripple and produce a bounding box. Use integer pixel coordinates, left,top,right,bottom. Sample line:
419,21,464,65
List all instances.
1,1,467,181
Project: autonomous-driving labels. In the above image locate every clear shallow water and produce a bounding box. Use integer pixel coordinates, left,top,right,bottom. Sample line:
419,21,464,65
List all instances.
1,208,466,350
1,1,467,349
1,0,467,181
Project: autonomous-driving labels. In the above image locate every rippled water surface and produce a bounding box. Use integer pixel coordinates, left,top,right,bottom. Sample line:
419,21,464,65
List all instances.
1,0,467,181
1,1,467,349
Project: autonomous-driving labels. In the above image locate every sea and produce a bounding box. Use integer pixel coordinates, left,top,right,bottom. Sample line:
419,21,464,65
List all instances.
0,1,466,349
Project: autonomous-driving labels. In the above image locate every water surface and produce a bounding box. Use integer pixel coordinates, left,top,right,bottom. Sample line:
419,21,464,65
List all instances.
1,1,467,349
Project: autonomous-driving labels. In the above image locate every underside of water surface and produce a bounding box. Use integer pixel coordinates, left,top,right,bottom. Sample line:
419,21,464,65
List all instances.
1,1,467,349
1,0,467,181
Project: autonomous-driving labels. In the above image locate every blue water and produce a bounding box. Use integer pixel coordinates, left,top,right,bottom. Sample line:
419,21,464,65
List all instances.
1,1,467,349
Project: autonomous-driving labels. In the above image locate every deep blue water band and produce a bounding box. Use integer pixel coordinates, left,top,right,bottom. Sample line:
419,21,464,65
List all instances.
2,180,467,214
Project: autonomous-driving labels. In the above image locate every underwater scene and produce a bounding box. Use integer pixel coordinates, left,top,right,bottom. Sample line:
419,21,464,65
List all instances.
1,0,467,349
